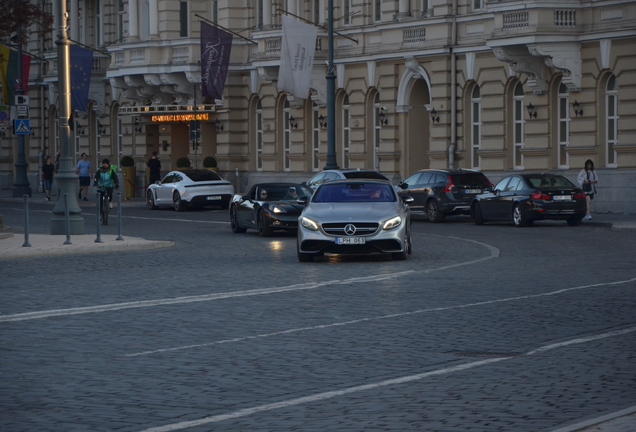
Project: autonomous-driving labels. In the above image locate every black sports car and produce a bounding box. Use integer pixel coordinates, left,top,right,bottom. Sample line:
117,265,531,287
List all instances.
229,183,313,236
470,173,587,227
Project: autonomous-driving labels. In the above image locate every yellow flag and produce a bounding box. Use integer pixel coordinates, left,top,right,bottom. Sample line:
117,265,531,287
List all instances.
0,45,10,105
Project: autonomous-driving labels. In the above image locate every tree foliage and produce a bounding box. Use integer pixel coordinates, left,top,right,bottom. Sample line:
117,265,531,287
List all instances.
0,0,54,45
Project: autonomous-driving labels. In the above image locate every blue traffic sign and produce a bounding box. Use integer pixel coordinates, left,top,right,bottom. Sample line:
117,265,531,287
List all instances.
14,119,30,134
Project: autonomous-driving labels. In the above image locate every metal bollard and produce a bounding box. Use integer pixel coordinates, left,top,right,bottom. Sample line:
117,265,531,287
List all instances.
116,191,123,241
95,192,103,243
63,193,72,245
22,195,31,247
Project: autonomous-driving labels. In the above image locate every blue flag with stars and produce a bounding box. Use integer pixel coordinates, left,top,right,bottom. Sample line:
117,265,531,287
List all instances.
70,45,93,112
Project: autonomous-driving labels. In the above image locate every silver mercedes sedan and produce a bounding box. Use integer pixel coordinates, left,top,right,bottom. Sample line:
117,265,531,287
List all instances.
296,180,413,262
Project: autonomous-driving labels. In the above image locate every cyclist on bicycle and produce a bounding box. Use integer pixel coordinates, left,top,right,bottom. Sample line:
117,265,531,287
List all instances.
93,159,120,209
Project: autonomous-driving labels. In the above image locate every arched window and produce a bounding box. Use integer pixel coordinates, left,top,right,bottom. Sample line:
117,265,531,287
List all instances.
557,82,569,168
373,93,382,170
283,99,291,171
342,94,350,168
606,75,618,167
471,85,481,169
255,99,263,171
312,102,322,171
512,82,525,169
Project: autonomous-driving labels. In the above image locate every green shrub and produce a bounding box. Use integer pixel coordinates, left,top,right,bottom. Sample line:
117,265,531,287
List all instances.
203,156,217,167
120,156,135,167
176,157,191,168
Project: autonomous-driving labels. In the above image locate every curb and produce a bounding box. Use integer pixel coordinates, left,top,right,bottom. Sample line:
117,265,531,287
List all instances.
549,406,636,432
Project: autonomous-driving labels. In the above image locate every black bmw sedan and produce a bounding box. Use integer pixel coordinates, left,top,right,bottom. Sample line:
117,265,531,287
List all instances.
470,173,587,227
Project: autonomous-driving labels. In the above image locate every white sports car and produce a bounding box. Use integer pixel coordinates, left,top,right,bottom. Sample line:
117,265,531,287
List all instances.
146,170,234,211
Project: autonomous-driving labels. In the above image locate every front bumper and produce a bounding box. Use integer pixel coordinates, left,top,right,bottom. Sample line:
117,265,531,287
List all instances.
298,223,407,255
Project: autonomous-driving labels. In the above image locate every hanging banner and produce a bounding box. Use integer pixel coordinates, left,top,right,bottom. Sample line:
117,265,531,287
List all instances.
70,45,93,112
277,15,317,100
200,21,233,101
0,45,32,106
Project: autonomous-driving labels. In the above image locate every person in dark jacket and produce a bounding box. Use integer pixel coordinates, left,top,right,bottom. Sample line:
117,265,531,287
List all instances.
94,159,120,208
147,151,162,184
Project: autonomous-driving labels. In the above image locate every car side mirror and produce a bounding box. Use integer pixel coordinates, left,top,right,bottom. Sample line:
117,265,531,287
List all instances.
401,195,414,203
241,195,251,200
297,196,308,205
301,181,307,186
155,180,161,185
397,182,407,190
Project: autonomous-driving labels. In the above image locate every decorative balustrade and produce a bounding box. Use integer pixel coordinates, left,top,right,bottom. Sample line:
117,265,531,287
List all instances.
129,48,146,64
114,51,125,66
266,38,281,55
404,27,426,44
503,11,529,29
555,10,576,27
171,46,190,64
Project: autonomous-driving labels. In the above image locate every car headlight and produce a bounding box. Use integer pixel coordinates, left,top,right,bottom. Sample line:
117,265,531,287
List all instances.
382,215,402,230
300,216,319,231
270,205,286,214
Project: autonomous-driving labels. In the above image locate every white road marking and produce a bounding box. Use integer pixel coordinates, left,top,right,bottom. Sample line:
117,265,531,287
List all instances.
127,276,636,357
138,326,636,432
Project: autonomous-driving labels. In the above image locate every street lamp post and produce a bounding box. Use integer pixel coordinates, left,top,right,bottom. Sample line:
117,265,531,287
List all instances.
11,26,32,197
323,0,339,170
50,0,84,234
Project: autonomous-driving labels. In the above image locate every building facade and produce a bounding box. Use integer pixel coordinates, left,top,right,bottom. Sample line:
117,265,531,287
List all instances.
2,0,636,213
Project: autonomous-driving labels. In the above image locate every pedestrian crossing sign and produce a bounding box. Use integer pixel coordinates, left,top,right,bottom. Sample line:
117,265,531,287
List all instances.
14,119,30,135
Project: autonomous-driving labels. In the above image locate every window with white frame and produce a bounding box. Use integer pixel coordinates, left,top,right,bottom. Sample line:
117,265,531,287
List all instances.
179,1,188,37
473,0,483,12
421,0,429,17
141,0,149,40
471,85,481,169
96,0,103,46
313,0,321,24
343,0,352,25
256,99,263,170
374,0,381,22
211,0,218,23
606,75,618,167
117,117,123,158
257,0,264,28
513,82,525,169
557,82,569,168
117,0,125,41
283,99,291,171
373,93,381,170
312,103,321,171
342,94,350,168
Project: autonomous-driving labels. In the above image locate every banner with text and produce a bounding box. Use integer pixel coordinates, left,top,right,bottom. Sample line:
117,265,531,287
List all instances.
277,15,317,100
200,21,233,101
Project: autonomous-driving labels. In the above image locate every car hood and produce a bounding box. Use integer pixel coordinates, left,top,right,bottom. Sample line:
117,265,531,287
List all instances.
265,201,306,212
303,202,402,221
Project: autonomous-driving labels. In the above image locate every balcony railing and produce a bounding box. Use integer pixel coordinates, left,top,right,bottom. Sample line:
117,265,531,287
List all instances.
114,51,125,66
172,46,190,64
130,48,146,64
503,11,529,29
266,38,281,55
404,27,426,44
555,10,576,27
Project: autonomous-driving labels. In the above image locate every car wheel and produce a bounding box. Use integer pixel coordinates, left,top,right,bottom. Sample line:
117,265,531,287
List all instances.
567,215,583,226
230,206,247,233
173,192,187,212
392,230,411,260
258,210,274,237
426,200,445,223
512,204,529,227
146,190,158,210
473,203,485,225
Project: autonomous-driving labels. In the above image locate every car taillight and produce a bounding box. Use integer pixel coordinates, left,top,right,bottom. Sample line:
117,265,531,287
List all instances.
443,175,456,193
573,192,586,199
531,191,551,200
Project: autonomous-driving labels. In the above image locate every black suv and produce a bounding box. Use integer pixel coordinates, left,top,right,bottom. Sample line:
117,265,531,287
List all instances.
396,169,493,222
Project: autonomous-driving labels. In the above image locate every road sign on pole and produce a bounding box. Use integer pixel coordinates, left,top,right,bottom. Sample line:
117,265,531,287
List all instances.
14,119,30,134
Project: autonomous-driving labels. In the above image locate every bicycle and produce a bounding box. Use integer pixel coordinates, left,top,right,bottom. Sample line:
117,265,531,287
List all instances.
97,187,113,225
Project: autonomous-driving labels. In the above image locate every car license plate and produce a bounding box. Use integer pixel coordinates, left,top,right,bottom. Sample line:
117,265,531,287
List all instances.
553,195,572,201
206,195,221,201
335,237,366,245
465,189,481,194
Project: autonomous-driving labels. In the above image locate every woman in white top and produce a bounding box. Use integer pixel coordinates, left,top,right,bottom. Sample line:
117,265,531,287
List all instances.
577,159,598,220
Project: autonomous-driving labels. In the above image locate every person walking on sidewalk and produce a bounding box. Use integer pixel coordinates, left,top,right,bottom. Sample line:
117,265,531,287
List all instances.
147,151,162,185
41,156,55,201
577,159,598,220
75,153,92,201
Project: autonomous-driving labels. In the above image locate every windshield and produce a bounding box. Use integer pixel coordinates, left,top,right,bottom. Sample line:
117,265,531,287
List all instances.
314,183,396,203
527,175,575,189
185,170,222,182
255,184,313,201
342,171,389,180
450,173,491,187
